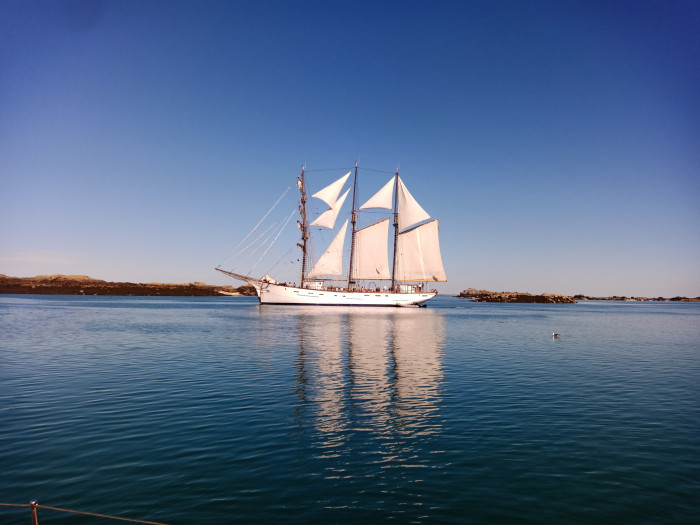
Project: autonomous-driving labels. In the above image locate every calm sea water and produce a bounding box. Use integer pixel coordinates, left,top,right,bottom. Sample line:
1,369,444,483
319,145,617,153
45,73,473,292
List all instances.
1,295,699,524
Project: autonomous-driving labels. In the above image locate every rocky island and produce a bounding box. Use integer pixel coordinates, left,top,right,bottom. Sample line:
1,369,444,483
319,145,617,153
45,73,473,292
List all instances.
458,289,577,303
572,294,700,302
0,274,256,297
459,288,699,303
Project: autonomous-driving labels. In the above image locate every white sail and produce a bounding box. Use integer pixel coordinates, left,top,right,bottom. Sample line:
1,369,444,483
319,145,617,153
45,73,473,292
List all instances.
311,188,350,229
307,219,349,278
359,177,395,210
398,177,430,231
312,171,351,207
353,218,391,280
395,219,447,282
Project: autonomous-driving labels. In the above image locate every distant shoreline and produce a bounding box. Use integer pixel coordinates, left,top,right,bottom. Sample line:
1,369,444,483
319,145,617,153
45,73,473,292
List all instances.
1,275,697,302
0,274,256,297
458,288,700,303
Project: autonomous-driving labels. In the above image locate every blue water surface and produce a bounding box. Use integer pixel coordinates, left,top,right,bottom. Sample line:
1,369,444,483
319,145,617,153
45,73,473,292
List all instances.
1,295,699,524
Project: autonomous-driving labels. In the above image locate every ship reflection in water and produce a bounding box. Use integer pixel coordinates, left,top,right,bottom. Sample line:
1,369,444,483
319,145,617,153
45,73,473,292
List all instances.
284,307,446,482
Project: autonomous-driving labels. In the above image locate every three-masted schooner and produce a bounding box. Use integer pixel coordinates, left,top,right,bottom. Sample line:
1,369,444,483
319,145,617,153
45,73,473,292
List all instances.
216,163,446,306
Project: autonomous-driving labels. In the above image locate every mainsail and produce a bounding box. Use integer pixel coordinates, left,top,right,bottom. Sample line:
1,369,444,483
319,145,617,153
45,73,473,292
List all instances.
395,219,447,282
352,218,391,280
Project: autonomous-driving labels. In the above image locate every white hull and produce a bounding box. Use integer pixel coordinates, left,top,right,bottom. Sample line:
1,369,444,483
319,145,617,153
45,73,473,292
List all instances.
254,282,436,307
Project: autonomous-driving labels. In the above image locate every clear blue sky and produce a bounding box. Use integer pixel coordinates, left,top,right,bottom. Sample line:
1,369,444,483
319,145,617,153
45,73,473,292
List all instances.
1,0,698,297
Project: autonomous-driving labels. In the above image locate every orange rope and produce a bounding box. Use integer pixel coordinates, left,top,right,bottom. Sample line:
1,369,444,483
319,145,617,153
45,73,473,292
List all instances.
0,502,169,525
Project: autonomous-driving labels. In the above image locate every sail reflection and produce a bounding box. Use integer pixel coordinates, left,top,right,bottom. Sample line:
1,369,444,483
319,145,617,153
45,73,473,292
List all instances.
289,307,445,464
348,311,392,434
300,311,348,446
391,310,444,436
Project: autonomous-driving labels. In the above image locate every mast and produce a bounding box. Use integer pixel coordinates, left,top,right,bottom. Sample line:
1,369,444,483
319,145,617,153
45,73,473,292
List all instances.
298,166,309,286
390,168,399,291
347,161,359,289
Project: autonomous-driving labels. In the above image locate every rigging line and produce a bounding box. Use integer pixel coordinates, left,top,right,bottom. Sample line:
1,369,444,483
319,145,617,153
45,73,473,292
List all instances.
241,224,280,272
234,222,278,259
236,186,290,248
250,208,297,273
304,167,354,172
264,245,298,278
358,167,395,174
220,186,291,264
249,222,280,254
226,222,279,275
305,166,394,174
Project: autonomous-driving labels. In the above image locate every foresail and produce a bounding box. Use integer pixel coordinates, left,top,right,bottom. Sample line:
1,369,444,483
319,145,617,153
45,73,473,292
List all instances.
307,219,349,278
359,177,395,210
312,171,351,208
353,218,391,280
311,188,350,229
398,177,430,231
395,219,447,282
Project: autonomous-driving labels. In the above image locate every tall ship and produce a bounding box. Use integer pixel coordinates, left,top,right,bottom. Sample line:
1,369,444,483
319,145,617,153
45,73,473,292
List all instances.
216,163,446,306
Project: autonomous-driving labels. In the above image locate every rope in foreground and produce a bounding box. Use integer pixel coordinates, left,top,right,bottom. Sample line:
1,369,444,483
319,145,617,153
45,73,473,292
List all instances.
0,501,169,525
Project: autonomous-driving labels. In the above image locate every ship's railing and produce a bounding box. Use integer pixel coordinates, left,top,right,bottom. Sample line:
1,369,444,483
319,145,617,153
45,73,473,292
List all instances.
0,501,168,524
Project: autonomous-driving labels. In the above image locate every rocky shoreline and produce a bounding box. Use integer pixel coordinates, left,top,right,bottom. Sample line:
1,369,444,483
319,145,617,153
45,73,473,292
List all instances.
458,289,577,303
571,294,700,302
458,288,699,303
0,274,256,297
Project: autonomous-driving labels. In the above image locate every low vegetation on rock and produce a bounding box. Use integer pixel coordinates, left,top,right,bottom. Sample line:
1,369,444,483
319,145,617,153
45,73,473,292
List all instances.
458,288,576,303
0,274,256,297
459,288,699,303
